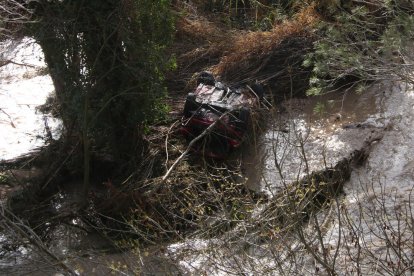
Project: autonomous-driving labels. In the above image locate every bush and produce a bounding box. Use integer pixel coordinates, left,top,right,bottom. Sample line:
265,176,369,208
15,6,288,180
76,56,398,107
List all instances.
26,0,174,173
304,2,414,95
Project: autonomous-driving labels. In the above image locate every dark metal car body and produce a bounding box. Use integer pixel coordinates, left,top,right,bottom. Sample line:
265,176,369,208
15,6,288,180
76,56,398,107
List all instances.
179,72,264,158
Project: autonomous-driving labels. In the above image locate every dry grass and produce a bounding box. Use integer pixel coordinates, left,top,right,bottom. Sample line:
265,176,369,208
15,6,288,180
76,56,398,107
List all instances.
212,6,319,76
169,4,320,96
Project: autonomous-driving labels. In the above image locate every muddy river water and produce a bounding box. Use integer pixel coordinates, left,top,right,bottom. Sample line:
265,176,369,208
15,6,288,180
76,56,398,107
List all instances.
1,39,414,275
0,38,60,161
245,83,382,195
159,82,414,275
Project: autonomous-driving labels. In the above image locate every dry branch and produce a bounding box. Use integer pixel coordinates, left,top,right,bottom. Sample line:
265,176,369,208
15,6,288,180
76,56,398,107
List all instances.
162,112,229,182
0,207,77,276
0,59,36,68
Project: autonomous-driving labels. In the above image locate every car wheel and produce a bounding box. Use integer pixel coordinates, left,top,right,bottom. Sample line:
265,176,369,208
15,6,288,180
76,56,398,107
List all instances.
197,71,215,86
183,93,197,117
250,83,264,99
207,134,231,158
236,107,250,131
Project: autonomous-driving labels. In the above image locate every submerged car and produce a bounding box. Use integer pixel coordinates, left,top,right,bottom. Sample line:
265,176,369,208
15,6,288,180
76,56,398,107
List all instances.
179,72,266,158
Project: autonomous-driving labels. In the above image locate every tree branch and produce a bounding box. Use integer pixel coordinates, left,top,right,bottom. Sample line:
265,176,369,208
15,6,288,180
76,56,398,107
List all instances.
162,111,229,182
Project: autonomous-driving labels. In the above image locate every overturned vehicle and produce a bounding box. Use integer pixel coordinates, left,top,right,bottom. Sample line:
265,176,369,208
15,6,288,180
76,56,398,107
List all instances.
179,72,268,158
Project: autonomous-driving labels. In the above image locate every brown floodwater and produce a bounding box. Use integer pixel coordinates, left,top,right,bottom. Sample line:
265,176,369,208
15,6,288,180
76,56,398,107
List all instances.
1,84,390,275
243,84,383,195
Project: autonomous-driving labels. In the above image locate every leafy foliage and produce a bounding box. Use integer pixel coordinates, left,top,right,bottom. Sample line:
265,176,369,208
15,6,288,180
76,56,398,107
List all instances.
27,0,174,169
304,2,414,95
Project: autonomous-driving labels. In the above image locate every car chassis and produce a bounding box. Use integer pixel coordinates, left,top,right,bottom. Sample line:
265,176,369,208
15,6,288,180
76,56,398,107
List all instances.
179,72,266,158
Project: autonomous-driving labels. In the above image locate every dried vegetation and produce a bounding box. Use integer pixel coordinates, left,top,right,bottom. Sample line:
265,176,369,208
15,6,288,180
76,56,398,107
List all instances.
168,2,319,96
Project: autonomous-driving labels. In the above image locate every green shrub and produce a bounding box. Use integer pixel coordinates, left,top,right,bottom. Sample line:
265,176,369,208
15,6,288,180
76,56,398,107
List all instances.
27,0,174,168
304,2,414,95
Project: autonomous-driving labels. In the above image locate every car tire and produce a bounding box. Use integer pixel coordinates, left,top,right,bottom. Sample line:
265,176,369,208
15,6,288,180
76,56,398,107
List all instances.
183,93,197,117
236,107,250,131
250,83,264,99
207,134,230,158
197,71,215,86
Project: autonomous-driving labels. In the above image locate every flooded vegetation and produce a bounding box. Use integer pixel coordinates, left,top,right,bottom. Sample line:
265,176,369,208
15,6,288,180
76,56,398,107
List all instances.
1,1,414,275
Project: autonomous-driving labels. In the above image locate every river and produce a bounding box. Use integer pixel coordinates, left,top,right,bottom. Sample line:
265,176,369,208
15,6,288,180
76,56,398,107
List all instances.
1,39,414,275
0,38,60,161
